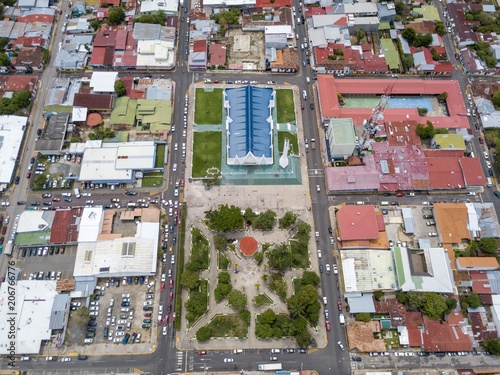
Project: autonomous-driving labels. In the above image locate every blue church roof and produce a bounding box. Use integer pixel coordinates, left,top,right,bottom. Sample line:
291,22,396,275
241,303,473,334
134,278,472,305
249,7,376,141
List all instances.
226,86,273,160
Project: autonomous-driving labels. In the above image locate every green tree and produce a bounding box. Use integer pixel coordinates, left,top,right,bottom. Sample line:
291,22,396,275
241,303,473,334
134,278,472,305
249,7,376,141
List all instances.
437,92,448,103
0,52,10,66
295,329,312,348
136,10,166,25
267,243,293,272
301,271,320,287
356,313,371,322
114,79,126,97
11,90,31,109
416,120,435,139
214,234,228,251
414,33,433,47
244,208,257,225
227,290,247,311
255,322,274,338
395,1,405,15
483,338,500,355
460,293,481,309
196,326,212,341
435,21,446,36
402,27,416,44
180,270,199,289
287,294,306,318
218,271,231,284
254,210,276,230
295,221,311,244
205,204,244,232
493,91,500,109
260,308,277,324
107,7,125,25
374,290,383,301
279,211,298,229
357,28,365,42
212,7,241,25
214,283,232,302
254,251,264,264
479,237,498,256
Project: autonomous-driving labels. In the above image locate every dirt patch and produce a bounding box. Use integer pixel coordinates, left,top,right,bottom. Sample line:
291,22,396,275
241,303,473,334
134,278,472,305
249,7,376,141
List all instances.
226,29,266,71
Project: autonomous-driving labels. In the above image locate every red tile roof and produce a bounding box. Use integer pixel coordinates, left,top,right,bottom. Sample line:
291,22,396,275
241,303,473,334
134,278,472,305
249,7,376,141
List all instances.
336,205,380,241
3,75,38,93
50,208,80,243
18,14,53,23
12,36,46,48
459,157,486,187
73,93,114,110
427,157,465,189
317,76,470,129
193,39,207,52
422,316,472,352
209,43,227,66
469,311,498,341
305,7,327,16
255,0,292,7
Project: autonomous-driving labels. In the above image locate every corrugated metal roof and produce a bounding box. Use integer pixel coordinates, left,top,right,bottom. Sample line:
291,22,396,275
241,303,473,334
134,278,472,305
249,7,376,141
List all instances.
401,207,415,234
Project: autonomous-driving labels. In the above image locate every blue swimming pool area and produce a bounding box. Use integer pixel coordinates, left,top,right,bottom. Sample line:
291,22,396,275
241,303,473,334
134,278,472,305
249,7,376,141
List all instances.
343,96,439,113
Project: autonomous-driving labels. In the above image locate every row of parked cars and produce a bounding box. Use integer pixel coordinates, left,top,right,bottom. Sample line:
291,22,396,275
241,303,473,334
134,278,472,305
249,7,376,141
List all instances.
28,271,62,281
22,245,66,257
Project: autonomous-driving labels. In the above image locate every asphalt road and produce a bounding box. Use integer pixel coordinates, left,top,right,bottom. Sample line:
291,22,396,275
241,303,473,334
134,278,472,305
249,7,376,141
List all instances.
3,0,500,373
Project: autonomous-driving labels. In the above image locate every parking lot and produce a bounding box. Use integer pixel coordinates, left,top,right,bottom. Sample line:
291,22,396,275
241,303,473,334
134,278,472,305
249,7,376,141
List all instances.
67,276,158,346
16,245,77,281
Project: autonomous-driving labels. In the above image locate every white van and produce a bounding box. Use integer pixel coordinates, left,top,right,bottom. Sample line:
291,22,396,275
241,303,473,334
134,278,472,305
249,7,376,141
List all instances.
127,203,137,208
355,201,365,205
306,77,310,84
380,201,390,206
487,177,493,187
302,90,307,100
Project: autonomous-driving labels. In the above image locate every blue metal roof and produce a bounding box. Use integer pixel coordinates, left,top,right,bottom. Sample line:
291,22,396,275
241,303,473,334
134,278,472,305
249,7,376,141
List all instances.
226,86,272,160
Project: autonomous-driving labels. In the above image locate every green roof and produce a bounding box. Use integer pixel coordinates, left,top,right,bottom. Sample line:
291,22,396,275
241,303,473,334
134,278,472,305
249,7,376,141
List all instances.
136,99,171,132
434,134,466,150
327,118,355,144
378,22,391,30
110,97,137,126
413,5,440,21
42,105,73,114
380,39,400,70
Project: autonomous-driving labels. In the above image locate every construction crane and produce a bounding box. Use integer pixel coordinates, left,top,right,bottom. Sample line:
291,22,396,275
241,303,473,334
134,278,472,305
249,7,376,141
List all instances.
360,79,398,150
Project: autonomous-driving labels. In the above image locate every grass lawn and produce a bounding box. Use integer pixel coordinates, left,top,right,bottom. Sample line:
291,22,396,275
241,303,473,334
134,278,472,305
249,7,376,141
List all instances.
275,89,295,123
206,314,248,338
155,144,166,168
253,293,273,306
217,251,230,270
194,88,223,125
292,278,302,295
278,131,299,156
192,132,222,178
142,172,163,187
187,280,208,328
191,227,210,270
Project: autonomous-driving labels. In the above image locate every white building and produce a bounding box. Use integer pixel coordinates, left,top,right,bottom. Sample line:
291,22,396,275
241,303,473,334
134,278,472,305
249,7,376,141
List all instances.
89,72,118,93
0,280,63,354
326,118,356,159
79,141,157,184
136,40,175,70
73,207,159,279
139,0,179,14
0,115,28,189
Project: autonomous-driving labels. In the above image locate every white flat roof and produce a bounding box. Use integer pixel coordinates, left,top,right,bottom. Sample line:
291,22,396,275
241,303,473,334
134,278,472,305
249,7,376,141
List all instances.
0,280,58,354
89,72,118,93
140,0,178,14
77,207,104,242
17,211,49,233
73,229,159,277
203,0,255,6
72,106,88,122
136,40,175,69
79,148,133,182
114,143,156,170
0,115,27,184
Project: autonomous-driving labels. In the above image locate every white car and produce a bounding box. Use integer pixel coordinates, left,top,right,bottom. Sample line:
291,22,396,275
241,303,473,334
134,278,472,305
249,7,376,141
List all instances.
173,163,177,172
325,264,331,274
270,349,281,354
337,341,345,351
85,200,94,204
144,301,153,306
333,264,338,274
159,305,164,314
323,296,328,305
84,338,93,344
317,249,322,259
116,331,125,337
174,143,178,151
117,320,127,325
162,326,167,335
161,274,166,282
174,188,179,197
61,357,71,362
466,192,476,196
224,358,234,363
106,318,111,326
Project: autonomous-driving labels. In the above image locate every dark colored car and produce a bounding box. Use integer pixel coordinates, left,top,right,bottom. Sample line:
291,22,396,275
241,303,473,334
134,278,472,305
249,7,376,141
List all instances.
494,191,500,199
17,201,26,205
78,355,88,360
310,103,314,110
14,176,20,184
30,157,35,164
36,129,42,136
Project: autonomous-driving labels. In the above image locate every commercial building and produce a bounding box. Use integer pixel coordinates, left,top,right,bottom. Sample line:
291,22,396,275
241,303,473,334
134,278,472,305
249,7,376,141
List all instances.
0,280,67,354
0,115,28,189
326,118,356,160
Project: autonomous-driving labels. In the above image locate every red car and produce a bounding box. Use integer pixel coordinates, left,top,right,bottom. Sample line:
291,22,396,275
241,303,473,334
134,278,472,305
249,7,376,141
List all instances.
479,137,484,144
2,227,7,235
26,171,31,178
325,320,331,331
164,315,169,325
337,301,342,311
179,179,184,187
198,351,206,355
161,282,165,292
167,304,171,313
169,279,173,289
395,192,404,197
52,197,61,202
169,292,174,301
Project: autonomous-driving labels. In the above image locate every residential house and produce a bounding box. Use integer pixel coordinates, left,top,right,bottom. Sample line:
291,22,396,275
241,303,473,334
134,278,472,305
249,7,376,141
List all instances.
188,39,208,71
54,34,92,71
12,46,44,71
456,257,499,271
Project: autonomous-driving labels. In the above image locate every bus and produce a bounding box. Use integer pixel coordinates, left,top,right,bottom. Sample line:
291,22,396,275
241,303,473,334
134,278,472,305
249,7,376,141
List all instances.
258,364,282,371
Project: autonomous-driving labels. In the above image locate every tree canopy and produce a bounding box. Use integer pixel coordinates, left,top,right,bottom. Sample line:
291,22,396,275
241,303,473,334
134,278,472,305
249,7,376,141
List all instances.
136,10,166,25
416,120,435,139
479,237,498,256
484,338,500,356
88,126,115,140
253,210,276,230
396,291,457,320
279,211,298,229
493,91,500,109
107,7,125,25
227,289,247,311
180,270,199,289
205,204,244,232
212,7,241,25
114,80,126,97
0,90,32,115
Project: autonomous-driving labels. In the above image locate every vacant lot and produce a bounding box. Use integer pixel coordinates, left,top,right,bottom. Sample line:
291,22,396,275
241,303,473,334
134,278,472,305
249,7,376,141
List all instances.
191,227,210,270
155,144,166,167
276,89,295,123
194,89,223,125
192,132,222,178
